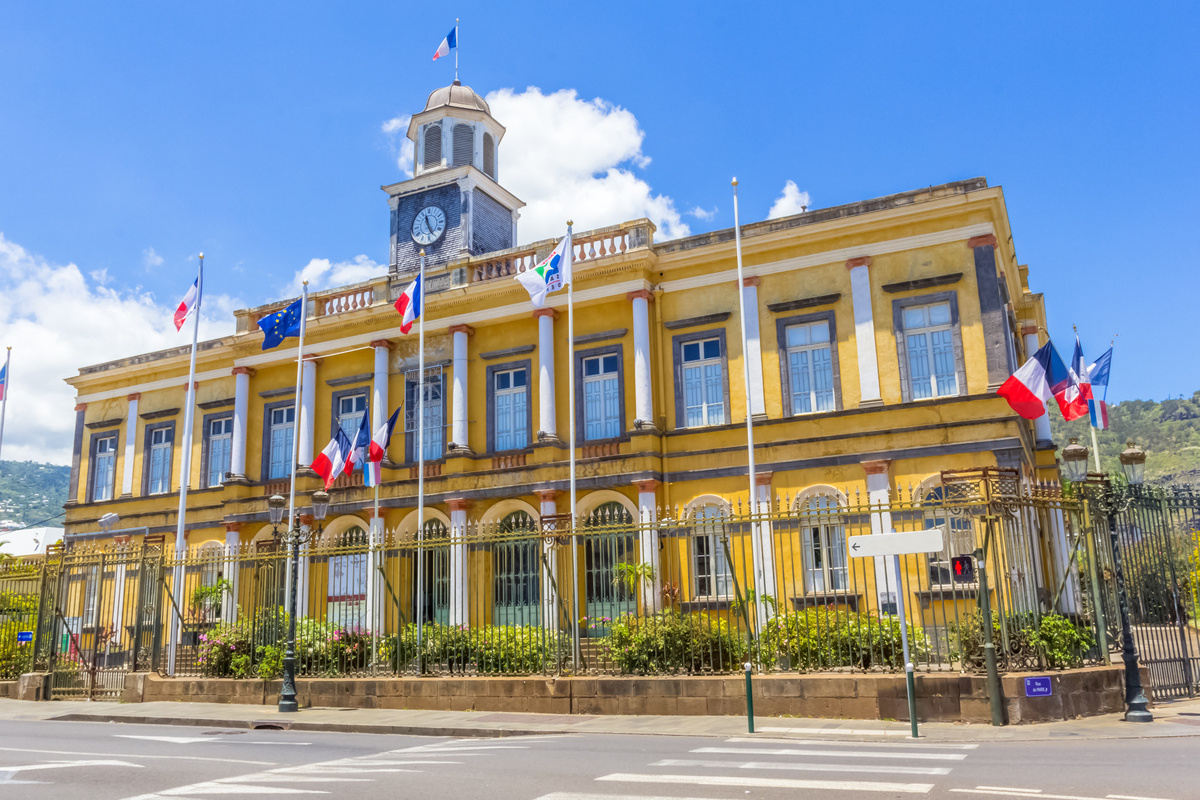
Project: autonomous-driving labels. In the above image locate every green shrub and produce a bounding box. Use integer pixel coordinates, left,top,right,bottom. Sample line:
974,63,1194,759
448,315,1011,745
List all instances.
197,624,256,677
949,611,1094,670
0,621,33,680
760,609,930,671
476,625,565,674
603,610,748,675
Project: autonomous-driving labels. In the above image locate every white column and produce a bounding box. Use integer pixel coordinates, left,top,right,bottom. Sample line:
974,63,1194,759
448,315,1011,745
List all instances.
297,521,312,618
535,309,558,440
122,393,139,496
1023,330,1053,442
223,525,241,624
370,340,391,436
752,473,777,610
741,278,767,418
366,512,384,634
448,499,470,625
635,480,662,613
848,257,883,407
1048,507,1080,614
230,367,251,479
627,290,655,428
448,325,474,452
864,460,900,612
536,490,559,631
299,357,317,467
110,538,129,649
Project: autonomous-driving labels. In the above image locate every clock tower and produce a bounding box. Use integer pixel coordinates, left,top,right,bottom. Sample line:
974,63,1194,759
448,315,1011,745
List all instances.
384,81,524,274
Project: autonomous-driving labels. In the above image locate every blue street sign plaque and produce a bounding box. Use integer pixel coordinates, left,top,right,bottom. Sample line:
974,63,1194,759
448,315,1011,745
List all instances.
16,631,33,643
1024,676,1053,697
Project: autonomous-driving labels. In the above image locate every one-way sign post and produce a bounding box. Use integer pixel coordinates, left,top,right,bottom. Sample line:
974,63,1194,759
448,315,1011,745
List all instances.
847,528,944,739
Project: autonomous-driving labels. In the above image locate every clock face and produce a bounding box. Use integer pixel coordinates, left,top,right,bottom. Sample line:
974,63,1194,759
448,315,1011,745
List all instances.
411,205,447,245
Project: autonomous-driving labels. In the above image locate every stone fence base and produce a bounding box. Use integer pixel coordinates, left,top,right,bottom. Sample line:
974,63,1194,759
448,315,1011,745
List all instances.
104,666,1142,725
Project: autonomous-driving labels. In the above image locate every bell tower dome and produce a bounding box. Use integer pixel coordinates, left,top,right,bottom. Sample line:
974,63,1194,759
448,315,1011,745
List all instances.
384,81,524,273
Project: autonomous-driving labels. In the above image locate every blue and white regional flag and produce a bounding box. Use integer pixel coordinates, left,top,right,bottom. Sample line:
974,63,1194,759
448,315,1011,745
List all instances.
515,233,572,309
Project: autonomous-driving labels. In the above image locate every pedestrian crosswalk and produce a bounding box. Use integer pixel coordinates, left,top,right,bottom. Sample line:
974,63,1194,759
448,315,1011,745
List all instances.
535,734,978,799
119,737,538,799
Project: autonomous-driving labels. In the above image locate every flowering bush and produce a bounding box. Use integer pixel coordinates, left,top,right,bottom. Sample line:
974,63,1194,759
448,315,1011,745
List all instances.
603,609,748,675
197,624,256,678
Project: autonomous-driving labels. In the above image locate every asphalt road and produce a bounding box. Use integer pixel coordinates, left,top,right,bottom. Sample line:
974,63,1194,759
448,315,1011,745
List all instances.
0,718,1193,800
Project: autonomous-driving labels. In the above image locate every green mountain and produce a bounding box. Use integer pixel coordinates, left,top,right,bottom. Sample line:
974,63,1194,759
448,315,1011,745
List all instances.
1054,391,1200,485
0,461,70,528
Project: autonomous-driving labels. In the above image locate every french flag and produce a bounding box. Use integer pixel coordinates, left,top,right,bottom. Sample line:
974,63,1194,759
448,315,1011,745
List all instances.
1060,336,1092,421
432,26,457,61
366,407,401,488
0,362,7,402
173,278,201,331
394,275,422,334
998,341,1072,420
347,415,370,474
312,429,353,490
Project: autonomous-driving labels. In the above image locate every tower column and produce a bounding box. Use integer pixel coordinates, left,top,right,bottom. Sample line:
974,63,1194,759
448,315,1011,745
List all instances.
447,498,470,625
223,522,242,624
122,393,139,497
535,489,560,631
848,257,883,407
635,479,662,613
229,367,254,482
448,325,475,453
741,277,767,418
299,356,319,469
535,308,559,441
627,290,655,429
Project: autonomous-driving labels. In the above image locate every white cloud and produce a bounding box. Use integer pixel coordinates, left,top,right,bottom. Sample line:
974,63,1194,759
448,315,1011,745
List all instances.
767,180,812,220
688,206,717,222
482,87,690,243
142,247,164,270
381,115,414,178
0,233,239,466
286,254,385,297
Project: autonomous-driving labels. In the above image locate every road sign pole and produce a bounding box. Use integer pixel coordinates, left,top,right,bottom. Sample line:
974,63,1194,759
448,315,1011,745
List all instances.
893,554,918,738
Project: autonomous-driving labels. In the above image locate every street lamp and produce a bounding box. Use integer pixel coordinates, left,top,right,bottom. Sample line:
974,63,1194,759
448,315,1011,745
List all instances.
1065,440,1153,722
268,490,329,713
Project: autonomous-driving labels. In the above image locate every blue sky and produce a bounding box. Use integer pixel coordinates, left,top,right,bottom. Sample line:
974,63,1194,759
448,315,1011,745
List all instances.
1,2,1197,463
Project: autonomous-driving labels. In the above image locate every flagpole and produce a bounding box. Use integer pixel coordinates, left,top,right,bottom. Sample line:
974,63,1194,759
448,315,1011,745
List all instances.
0,347,10,464
455,19,460,83
416,250,427,661
284,282,309,616
731,179,765,628
564,222,581,671
168,254,204,675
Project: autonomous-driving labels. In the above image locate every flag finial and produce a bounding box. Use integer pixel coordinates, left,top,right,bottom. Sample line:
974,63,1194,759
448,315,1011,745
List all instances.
732,177,738,186
420,249,426,257
199,252,204,260
566,220,573,227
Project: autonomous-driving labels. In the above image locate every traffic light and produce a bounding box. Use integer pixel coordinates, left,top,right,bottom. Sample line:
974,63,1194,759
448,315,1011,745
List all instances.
951,555,975,582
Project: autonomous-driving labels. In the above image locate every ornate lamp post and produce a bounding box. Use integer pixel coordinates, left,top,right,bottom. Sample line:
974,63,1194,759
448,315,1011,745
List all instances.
268,490,329,713
1064,440,1153,722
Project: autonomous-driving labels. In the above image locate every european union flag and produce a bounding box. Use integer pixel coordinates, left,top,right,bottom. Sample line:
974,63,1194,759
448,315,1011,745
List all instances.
258,298,304,350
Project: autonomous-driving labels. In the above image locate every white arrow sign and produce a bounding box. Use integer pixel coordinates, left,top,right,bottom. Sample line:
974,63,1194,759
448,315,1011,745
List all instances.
847,528,944,558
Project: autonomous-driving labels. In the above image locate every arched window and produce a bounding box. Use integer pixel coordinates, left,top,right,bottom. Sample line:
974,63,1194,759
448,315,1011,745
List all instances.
327,525,368,628
493,511,539,625
691,504,732,599
482,132,495,178
583,502,637,628
922,485,976,585
423,124,442,169
799,494,847,592
452,123,473,167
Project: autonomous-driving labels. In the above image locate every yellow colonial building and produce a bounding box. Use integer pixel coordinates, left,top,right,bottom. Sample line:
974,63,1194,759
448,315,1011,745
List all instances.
60,82,1068,641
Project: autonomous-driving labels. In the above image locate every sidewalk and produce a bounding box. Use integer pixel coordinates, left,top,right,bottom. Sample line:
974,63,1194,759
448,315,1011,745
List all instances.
2,696,1199,743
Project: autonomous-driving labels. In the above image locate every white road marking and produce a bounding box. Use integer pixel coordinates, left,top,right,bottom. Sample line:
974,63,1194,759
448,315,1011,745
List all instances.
115,735,220,745
694,745,968,761
0,759,143,785
651,757,952,776
535,795,723,800
0,745,274,766
1108,795,1173,800
759,726,910,736
950,789,1176,800
597,772,934,793
138,782,328,796
725,735,979,749
976,789,1042,793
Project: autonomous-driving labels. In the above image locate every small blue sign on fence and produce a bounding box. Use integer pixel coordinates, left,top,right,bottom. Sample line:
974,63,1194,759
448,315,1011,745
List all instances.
16,631,33,643
1025,676,1053,697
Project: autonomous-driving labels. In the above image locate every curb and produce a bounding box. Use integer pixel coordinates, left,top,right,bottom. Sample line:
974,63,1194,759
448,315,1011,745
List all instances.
48,712,547,739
